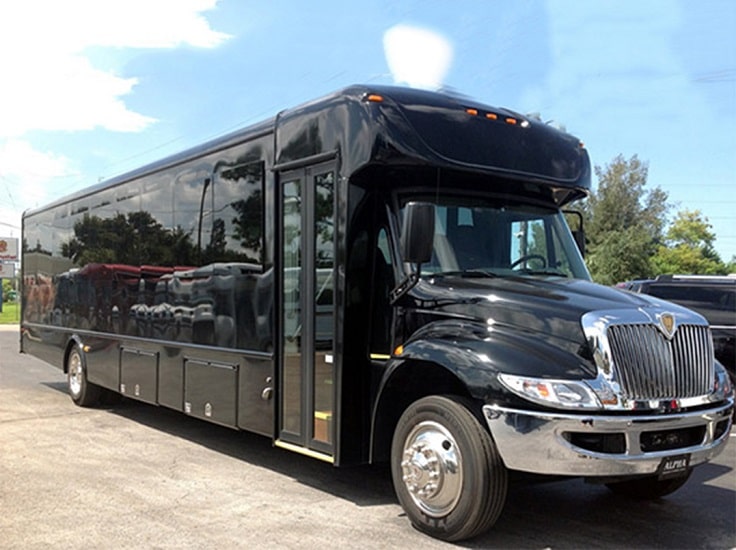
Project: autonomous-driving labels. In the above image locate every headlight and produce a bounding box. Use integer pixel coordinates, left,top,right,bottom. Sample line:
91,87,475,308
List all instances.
498,373,603,410
713,362,733,400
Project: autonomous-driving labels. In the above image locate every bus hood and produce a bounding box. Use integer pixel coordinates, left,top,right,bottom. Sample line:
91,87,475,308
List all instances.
407,275,699,354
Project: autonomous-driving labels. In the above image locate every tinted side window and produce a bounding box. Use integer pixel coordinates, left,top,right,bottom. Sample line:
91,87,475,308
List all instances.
24,158,268,351
23,208,73,326
648,284,733,310
647,283,736,327
212,162,265,266
173,162,265,268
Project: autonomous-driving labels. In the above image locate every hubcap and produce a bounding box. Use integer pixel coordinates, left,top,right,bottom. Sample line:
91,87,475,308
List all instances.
400,420,463,517
68,351,83,397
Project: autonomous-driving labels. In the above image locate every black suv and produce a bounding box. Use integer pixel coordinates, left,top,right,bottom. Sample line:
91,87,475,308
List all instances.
622,275,735,382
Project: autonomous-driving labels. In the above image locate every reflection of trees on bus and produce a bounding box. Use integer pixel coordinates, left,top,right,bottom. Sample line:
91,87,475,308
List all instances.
59,159,265,269
224,163,264,258
26,165,273,351
60,210,262,268
61,212,195,266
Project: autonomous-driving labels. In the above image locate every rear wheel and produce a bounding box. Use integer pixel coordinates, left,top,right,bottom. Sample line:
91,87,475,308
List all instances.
391,395,508,542
67,345,101,407
605,470,692,499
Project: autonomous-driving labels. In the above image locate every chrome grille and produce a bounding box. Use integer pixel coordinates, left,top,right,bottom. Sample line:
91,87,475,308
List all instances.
607,324,714,400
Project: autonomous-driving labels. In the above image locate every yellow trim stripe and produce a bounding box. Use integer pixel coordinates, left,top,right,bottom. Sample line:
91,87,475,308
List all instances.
274,440,334,464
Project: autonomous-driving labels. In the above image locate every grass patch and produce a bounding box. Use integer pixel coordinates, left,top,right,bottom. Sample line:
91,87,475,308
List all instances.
0,301,20,324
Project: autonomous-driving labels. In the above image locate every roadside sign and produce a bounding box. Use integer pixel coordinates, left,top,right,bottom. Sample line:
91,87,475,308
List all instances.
0,237,19,262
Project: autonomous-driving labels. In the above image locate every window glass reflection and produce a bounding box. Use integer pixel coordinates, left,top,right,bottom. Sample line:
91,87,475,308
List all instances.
282,178,302,435
313,170,334,444
22,160,270,352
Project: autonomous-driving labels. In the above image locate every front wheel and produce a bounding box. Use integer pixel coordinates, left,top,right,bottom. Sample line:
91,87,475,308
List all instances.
391,396,508,542
67,344,101,407
605,470,692,499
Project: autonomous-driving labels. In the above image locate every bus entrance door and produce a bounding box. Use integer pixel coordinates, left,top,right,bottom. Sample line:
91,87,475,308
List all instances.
277,162,336,460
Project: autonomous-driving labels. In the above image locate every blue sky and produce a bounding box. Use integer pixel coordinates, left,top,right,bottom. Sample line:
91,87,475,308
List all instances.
0,0,734,261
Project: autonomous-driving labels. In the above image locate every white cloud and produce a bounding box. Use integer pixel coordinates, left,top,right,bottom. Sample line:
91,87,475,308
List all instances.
0,140,72,183
0,0,229,226
383,25,453,90
0,0,230,138
0,140,75,234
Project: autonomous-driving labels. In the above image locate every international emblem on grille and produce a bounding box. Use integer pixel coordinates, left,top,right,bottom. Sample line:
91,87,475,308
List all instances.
657,312,677,340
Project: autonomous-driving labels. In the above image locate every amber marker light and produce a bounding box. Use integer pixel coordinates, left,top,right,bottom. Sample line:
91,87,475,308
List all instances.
394,345,404,356
486,113,498,120
466,108,478,116
524,380,550,398
505,117,518,125
366,94,384,103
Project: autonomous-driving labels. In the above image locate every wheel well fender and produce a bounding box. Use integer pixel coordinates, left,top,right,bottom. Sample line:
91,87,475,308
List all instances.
370,355,478,464
62,335,85,374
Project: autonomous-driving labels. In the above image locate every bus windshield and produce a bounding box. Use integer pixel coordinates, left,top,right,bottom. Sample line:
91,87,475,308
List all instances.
402,199,590,280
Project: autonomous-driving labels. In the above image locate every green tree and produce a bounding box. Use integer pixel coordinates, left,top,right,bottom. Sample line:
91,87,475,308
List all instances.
727,257,736,273
579,154,669,285
2,278,14,301
652,209,728,274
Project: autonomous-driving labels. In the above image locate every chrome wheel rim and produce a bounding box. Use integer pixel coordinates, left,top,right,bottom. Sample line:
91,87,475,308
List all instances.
68,351,83,397
400,420,463,517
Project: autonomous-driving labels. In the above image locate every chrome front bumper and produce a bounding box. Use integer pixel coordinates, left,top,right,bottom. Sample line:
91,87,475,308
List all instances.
483,400,733,477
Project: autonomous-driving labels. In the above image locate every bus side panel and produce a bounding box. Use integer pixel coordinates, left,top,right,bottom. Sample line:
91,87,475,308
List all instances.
238,355,273,436
184,357,238,427
158,347,185,410
20,328,65,371
85,337,123,392
119,346,158,404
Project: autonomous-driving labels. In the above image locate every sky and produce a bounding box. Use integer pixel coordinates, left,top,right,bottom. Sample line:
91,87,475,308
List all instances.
0,0,734,262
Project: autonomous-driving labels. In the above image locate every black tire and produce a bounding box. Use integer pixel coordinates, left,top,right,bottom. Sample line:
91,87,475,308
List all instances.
66,344,102,407
605,470,692,499
391,395,508,542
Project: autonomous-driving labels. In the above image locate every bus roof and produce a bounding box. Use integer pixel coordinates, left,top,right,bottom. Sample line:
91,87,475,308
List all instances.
25,85,590,218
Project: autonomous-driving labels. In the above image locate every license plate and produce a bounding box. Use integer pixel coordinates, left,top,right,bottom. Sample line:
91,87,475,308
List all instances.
657,454,691,479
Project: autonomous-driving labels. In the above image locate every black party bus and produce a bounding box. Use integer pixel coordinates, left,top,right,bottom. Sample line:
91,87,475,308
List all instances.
22,85,733,541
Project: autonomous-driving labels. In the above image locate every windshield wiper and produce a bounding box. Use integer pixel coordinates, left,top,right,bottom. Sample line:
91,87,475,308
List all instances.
514,268,569,277
429,269,499,279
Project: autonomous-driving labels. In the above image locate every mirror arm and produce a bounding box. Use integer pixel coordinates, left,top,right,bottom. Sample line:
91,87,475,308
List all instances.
390,263,421,304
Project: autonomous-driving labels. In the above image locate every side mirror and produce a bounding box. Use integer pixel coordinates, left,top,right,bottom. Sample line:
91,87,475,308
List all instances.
401,202,435,264
564,210,586,257
572,229,586,257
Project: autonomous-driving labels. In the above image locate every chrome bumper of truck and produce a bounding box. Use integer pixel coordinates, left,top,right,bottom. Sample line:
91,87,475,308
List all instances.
483,400,733,477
